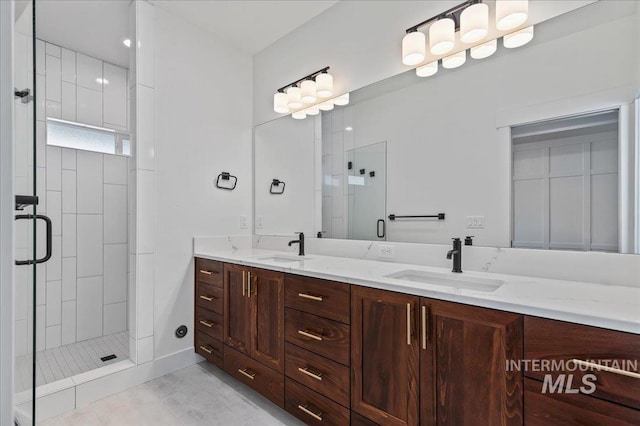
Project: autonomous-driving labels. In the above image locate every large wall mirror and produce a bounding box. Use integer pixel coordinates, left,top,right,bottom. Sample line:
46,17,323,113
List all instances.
254,1,640,254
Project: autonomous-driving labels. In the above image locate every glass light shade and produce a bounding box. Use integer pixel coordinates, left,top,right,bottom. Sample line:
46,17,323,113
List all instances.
503,26,534,48
318,100,334,111
442,50,466,69
334,93,349,106
460,3,489,44
429,18,455,55
316,73,333,98
496,0,528,31
402,31,426,66
470,39,497,59
300,80,317,104
416,61,438,77
292,110,307,120
286,86,302,109
273,92,289,113
306,105,320,115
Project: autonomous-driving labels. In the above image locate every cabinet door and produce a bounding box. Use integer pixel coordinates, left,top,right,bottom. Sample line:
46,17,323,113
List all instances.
223,263,252,355
420,298,523,426
250,268,284,373
351,286,420,426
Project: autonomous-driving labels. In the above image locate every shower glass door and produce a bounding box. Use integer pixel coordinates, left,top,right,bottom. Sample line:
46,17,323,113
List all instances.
13,1,37,425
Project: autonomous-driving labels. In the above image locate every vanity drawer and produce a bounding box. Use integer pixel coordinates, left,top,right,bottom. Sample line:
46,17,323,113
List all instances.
195,307,223,341
285,343,350,407
285,274,350,324
524,378,640,425
285,378,350,426
524,316,640,409
285,308,350,366
224,346,284,407
195,258,223,287
196,283,223,315
195,331,223,368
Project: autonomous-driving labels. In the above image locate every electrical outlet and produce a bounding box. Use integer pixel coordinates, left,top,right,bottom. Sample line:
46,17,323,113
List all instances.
239,215,248,230
256,215,264,230
378,244,396,259
466,216,485,229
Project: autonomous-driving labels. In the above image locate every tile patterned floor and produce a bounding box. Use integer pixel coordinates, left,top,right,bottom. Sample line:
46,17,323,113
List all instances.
40,362,304,426
15,331,129,393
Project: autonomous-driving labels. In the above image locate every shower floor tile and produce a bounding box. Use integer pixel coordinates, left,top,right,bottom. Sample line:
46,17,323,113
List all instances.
15,331,129,393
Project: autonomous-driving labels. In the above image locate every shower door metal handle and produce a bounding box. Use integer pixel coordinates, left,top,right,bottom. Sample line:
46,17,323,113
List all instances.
14,214,53,265
377,219,385,239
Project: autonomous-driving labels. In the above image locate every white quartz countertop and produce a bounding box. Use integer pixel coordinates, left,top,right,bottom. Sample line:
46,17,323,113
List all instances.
194,248,640,335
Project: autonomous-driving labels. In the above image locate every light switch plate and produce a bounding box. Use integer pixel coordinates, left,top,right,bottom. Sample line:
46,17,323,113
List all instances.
378,244,396,259
239,215,248,230
466,216,485,229
256,215,264,230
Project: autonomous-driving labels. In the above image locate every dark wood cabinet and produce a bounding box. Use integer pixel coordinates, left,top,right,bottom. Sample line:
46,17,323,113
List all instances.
351,286,420,426
251,267,285,373
223,263,253,355
420,299,523,425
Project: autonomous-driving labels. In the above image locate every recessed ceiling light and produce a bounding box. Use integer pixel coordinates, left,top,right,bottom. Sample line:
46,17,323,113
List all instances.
96,78,109,85
345,126,353,132
123,38,131,48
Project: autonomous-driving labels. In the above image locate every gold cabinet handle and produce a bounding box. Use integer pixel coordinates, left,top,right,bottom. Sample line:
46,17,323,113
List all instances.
298,404,322,421
199,320,214,328
199,295,214,302
421,305,428,350
238,368,256,380
406,303,411,346
298,329,323,341
247,271,251,297
298,293,323,302
199,269,213,275
298,366,323,381
199,345,213,354
242,271,246,296
570,359,640,379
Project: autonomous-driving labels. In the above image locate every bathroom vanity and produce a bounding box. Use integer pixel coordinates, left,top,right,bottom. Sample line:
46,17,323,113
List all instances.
193,251,640,425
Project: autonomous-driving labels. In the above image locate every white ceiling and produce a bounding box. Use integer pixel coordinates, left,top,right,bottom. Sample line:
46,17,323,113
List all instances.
36,0,130,68
152,0,338,55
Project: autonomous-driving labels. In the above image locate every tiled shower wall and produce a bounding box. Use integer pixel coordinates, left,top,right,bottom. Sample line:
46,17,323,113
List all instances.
21,40,130,353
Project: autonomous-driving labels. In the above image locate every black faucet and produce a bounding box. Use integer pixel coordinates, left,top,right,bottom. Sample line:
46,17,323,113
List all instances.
288,232,305,256
446,238,462,273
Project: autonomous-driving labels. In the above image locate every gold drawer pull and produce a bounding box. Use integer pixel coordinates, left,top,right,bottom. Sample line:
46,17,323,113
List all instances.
199,295,214,302
199,320,214,328
298,293,323,302
199,345,213,354
298,366,323,381
238,368,256,380
421,305,428,350
199,269,214,275
298,404,322,421
406,303,411,346
298,330,323,341
571,359,640,379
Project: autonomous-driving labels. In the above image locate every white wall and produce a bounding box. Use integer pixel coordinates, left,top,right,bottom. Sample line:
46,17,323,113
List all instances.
253,1,596,125
153,6,253,358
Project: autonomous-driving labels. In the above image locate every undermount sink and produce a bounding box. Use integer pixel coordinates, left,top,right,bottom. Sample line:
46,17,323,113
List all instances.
385,270,505,292
257,255,309,263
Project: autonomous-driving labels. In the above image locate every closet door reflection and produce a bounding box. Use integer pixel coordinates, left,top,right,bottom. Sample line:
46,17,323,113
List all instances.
347,142,387,241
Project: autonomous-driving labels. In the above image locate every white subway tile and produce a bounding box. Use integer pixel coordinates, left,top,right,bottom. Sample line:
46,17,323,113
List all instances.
60,82,76,122
45,100,61,119
61,48,76,83
103,63,128,128
36,39,45,75
104,244,127,305
61,148,76,170
137,171,154,254
36,121,46,168
76,215,103,278
103,302,127,335
136,1,154,88
62,214,76,257
76,276,103,341
46,236,62,281
61,257,77,302
36,263,46,306
331,132,344,175
46,146,61,191
76,151,103,214
137,253,154,338
103,155,128,185
76,87,103,127
45,42,61,58
46,280,62,326
104,184,127,244
61,170,76,213
36,305,46,351
36,74,45,121
76,53,102,90
47,191,61,236
61,300,76,345
37,167,46,213
45,55,61,102
136,84,154,170
45,325,61,349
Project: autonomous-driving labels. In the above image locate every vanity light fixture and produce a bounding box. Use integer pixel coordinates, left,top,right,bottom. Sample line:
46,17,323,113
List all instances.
404,0,532,78
273,66,349,120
